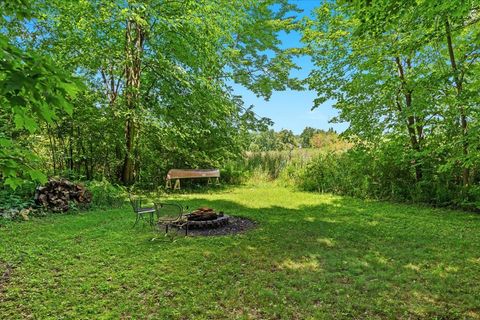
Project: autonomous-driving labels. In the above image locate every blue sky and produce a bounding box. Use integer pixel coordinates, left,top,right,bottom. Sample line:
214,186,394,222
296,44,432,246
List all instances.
231,0,348,135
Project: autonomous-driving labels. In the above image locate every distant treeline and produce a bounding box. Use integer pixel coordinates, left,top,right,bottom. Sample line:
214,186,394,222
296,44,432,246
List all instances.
248,127,351,152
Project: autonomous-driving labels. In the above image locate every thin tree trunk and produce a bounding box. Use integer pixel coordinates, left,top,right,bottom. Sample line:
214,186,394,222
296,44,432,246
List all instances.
78,127,88,179
445,18,469,186
69,124,74,172
121,18,145,185
395,56,423,181
122,118,135,184
76,127,82,174
55,123,68,173
47,124,57,175
88,142,94,180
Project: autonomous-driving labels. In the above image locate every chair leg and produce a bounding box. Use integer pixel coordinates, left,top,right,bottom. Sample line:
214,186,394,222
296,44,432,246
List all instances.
133,214,140,228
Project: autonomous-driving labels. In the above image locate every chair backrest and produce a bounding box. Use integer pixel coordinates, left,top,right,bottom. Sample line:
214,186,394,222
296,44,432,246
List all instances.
128,194,142,212
154,202,184,221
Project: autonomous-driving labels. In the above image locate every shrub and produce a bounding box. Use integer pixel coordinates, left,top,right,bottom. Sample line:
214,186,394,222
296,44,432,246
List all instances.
221,161,249,184
86,179,126,208
0,182,36,213
297,146,480,211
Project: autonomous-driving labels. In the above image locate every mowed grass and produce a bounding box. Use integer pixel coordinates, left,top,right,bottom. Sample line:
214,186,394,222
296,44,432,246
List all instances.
1,184,480,319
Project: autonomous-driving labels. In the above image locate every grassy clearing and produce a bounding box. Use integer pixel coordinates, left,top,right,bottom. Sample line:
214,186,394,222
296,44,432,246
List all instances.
1,184,480,319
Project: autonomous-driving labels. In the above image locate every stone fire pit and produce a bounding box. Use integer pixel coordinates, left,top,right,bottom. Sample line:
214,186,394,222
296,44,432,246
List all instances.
166,207,256,237
184,207,229,229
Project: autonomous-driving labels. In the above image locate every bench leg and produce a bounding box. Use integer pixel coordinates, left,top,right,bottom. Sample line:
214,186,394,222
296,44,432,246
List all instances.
174,179,181,190
166,179,172,189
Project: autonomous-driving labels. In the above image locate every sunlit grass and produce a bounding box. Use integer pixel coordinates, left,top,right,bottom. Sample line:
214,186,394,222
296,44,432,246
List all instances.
1,185,480,319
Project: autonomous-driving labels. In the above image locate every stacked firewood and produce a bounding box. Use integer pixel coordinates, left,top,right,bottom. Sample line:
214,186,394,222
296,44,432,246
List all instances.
35,179,92,212
186,207,224,221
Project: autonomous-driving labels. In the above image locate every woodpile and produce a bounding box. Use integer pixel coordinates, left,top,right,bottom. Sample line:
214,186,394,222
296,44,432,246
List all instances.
35,179,92,212
186,207,224,221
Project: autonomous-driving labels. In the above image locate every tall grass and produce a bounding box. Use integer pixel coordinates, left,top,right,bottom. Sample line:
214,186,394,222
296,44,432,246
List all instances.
232,146,480,211
237,148,324,183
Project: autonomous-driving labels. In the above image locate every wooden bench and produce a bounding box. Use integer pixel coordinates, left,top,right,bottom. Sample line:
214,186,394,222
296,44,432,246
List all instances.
165,169,220,190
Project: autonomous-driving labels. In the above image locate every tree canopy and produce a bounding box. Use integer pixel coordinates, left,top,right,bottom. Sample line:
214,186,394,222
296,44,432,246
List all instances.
303,0,480,188
1,0,301,187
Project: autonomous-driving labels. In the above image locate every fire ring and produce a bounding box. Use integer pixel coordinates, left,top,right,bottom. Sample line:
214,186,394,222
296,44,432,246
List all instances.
181,207,230,230
185,215,230,229
164,207,256,236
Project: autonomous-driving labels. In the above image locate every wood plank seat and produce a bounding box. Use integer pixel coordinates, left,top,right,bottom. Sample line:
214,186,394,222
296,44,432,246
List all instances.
166,169,220,190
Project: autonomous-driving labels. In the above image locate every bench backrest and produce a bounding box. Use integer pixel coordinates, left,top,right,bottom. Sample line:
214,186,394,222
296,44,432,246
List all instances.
166,169,220,180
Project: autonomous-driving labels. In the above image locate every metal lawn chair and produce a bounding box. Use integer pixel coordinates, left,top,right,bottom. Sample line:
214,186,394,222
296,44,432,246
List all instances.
129,194,156,227
154,202,189,235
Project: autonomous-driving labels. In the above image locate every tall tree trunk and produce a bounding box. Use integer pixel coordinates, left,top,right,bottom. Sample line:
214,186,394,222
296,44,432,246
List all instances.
122,117,135,184
121,18,145,185
445,19,469,186
395,56,423,182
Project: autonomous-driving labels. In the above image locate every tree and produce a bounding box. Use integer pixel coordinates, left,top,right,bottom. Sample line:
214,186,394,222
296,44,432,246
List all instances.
0,0,80,189
249,129,281,152
277,129,297,149
303,0,479,188
299,127,317,148
309,130,350,152
5,0,302,185
345,0,480,185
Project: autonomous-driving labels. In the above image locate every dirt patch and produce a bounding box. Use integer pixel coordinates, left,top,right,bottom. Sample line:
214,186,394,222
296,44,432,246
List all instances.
163,216,257,237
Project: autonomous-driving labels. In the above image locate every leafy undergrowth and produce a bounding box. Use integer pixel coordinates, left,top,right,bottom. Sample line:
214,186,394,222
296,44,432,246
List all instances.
1,184,480,319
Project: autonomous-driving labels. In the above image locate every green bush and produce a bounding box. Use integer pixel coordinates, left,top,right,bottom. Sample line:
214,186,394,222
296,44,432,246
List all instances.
86,179,126,209
221,161,249,184
0,183,36,211
297,146,480,211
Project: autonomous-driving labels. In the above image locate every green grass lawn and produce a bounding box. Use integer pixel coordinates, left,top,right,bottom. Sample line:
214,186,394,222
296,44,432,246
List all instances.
1,184,480,319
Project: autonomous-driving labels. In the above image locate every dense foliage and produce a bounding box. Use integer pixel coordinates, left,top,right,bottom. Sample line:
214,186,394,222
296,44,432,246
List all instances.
1,0,300,192
0,0,81,190
301,0,480,209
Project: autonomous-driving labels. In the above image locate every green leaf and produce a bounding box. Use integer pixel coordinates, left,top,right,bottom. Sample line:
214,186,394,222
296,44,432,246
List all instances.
63,100,73,116
29,169,47,184
59,81,80,97
4,177,23,190
13,113,24,129
39,102,56,123
0,138,13,148
23,115,38,133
